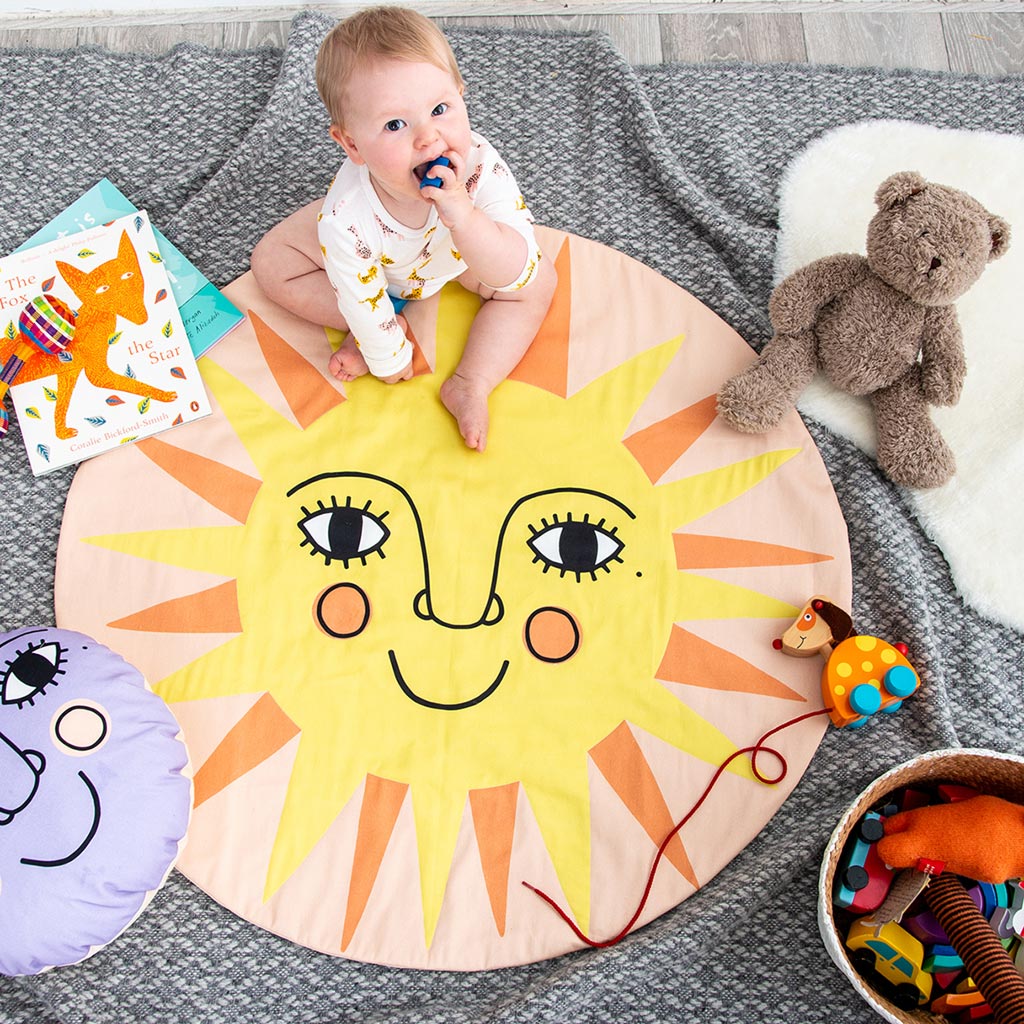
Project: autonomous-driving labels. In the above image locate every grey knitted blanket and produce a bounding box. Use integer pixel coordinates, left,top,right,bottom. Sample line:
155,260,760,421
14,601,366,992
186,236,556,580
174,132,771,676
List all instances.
1,12,1022,1023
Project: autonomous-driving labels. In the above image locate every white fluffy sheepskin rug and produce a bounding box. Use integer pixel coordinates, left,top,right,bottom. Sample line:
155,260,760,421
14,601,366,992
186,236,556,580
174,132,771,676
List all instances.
777,119,1024,632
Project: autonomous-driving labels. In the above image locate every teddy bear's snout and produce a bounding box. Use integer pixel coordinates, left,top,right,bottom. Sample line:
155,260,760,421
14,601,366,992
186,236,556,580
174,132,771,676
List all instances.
929,255,943,271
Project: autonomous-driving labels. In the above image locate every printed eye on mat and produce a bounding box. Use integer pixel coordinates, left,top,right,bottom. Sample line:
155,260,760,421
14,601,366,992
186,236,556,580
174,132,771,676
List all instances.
54,227,851,969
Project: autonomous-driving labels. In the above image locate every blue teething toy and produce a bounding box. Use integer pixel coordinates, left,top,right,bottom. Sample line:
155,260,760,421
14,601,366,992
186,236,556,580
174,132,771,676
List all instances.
420,156,450,190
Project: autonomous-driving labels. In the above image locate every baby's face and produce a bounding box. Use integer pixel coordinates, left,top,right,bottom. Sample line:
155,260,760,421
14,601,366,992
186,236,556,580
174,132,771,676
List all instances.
332,57,472,215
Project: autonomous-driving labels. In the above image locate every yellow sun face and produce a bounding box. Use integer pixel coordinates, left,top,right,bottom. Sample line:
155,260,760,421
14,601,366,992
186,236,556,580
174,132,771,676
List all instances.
59,229,851,968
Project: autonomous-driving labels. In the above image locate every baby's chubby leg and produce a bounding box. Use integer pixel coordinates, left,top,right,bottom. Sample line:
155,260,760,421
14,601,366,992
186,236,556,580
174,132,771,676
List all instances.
251,201,407,383
442,255,557,452
252,200,364,381
250,200,343,329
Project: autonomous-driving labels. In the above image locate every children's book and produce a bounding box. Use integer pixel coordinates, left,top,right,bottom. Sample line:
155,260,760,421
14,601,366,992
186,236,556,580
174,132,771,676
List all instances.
17,178,242,359
1,211,211,475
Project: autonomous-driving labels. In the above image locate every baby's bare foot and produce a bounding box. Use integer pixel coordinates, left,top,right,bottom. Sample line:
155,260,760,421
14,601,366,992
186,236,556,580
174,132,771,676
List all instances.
328,336,368,382
440,373,490,452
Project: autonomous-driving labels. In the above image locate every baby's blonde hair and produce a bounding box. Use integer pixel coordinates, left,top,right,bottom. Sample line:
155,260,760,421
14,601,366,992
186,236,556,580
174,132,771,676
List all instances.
316,6,464,128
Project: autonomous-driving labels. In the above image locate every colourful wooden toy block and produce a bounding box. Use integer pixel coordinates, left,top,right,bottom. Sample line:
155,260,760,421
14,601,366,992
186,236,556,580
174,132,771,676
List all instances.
906,907,950,946
934,969,967,991
939,783,981,803
956,1002,995,1021
932,988,987,1013
925,943,965,972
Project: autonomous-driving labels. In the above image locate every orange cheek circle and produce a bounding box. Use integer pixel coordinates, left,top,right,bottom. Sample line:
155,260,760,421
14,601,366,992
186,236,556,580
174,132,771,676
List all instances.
524,607,581,663
315,583,370,638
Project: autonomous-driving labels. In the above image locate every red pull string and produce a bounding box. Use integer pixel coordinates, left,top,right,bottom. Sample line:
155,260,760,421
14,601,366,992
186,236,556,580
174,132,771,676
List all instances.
522,707,834,948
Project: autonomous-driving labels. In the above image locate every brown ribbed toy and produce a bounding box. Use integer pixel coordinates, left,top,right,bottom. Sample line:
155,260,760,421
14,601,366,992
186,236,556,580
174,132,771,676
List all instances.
923,873,1024,1024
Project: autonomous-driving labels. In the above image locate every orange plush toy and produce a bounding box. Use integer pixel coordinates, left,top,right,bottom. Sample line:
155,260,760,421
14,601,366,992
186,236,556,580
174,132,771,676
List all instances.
878,794,1024,883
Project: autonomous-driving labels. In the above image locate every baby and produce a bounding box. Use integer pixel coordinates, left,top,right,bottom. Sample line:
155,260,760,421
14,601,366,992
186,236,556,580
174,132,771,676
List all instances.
251,6,556,452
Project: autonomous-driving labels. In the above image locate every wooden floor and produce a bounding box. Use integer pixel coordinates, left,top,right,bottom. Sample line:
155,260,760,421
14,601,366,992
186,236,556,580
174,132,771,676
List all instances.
1,11,1023,73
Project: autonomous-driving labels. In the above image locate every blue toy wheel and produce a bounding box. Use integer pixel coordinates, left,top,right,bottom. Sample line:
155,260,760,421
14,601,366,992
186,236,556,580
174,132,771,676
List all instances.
883,664,916,698
849,683,882,717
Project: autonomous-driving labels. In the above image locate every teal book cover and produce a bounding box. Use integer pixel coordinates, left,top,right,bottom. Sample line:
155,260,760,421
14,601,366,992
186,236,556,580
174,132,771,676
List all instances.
17,179,243,358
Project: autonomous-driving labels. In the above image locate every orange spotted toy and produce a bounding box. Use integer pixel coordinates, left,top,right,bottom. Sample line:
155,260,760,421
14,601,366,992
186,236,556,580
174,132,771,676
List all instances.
774,596,920,728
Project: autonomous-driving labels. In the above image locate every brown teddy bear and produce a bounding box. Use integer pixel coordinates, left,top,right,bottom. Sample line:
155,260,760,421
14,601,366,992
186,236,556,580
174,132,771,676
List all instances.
717,171,1010,488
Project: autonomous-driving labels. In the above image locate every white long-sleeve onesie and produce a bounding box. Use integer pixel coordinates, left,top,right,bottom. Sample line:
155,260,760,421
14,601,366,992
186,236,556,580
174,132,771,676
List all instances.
317,131,542,378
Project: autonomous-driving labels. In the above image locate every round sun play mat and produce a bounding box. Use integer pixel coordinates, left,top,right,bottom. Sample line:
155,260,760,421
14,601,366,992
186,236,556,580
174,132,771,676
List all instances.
55,227,851,969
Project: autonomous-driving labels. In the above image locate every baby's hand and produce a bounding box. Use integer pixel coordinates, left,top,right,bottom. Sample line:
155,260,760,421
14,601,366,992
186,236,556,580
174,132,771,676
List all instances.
379,359,413,385
419,151,473,230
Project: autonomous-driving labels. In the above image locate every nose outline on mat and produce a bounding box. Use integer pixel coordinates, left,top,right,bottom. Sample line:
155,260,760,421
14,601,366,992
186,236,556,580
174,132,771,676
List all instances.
0,730,46,825
413,588,504,629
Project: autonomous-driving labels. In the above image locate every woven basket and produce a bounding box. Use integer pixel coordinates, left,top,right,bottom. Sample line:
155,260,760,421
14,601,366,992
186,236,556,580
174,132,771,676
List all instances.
818,748,1024,1024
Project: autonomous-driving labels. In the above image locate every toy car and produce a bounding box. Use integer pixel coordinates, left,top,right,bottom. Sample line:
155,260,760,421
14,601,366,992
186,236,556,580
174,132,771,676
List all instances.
834,811,895,913
846,918,934,1011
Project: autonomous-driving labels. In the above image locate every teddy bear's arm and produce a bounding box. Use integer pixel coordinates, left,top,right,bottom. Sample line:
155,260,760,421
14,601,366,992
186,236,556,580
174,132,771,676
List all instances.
920,305,966,406
768,253,870,334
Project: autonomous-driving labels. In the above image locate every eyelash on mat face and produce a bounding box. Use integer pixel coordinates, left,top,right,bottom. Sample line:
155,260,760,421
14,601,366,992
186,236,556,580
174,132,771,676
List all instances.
2,639,67,709
298,497,391,568
526,513,625,581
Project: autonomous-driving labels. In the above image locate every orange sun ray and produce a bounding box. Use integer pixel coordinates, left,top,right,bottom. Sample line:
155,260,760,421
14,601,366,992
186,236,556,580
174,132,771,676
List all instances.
406,319,431,377
192,692,301,807
249,310,346,429
136,436,262,523
657,625,805,701
623,394,719,483
341,775,410,951
468,782,520,936
108,579,242,634
674,532,834,569
508,237,571,397
590,722,697,887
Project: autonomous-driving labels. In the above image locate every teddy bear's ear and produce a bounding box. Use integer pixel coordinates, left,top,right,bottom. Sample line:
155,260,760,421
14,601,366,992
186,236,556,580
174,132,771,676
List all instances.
988,215,1011,261
874,171,927,210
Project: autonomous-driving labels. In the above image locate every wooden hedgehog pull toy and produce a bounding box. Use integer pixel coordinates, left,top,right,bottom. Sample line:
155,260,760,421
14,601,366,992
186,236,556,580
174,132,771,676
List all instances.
773,595,920,728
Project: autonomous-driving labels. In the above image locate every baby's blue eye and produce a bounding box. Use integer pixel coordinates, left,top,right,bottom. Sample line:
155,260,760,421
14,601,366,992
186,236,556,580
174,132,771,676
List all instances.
431,103,448,117
384,118,406,132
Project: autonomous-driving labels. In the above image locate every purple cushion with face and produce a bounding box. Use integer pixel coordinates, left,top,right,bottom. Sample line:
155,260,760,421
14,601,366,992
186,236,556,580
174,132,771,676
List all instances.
0,627,191,976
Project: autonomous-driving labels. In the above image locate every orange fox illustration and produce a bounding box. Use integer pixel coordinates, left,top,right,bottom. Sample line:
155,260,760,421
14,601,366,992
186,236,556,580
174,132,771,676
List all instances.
0,230,177,439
